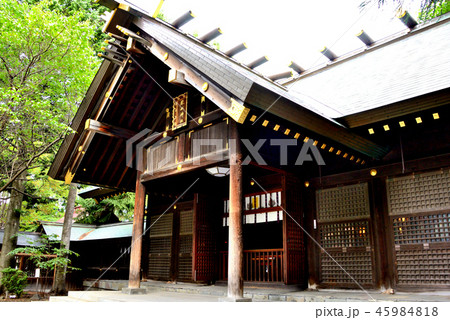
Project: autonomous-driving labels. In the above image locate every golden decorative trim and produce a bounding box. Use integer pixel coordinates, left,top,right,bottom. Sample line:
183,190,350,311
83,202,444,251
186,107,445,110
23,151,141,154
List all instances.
65,170,75,185
118,3,130,11
228,98,250,124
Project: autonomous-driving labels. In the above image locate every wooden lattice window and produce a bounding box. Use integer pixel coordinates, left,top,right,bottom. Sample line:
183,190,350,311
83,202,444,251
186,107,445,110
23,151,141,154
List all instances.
319,221,370,248
392,213,450,245
223,190,283,226
148,213,173,280
387,170,450,216
316,183,370,222
178,209,193,281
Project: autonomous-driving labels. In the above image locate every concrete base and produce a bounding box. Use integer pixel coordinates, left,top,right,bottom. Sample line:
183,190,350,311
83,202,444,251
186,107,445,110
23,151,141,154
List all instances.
219,296,252,302
122,287,147,295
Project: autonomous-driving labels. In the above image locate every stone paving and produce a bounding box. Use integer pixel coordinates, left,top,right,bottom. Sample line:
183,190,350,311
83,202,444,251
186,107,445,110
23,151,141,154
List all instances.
48,279,450,302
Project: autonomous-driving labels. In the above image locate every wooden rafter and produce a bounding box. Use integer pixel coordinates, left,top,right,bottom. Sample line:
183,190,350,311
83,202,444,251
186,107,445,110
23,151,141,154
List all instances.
129,19,250,125
85,119,137,140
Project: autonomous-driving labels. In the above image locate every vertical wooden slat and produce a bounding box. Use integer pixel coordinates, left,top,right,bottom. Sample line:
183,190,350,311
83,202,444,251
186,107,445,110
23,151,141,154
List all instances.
271,251,274,281
276,251,279,282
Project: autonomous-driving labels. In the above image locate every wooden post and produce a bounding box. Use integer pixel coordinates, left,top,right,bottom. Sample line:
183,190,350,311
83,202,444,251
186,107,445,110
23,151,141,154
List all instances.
371,178,394,290
226,120,248,301
127,171,146,290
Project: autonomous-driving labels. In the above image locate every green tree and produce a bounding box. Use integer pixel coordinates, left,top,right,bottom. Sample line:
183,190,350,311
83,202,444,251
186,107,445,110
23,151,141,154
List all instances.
418,0,450,20
361,0,448,16
8,234,80,297
76,192,135,224
24,0,109,53
0,0,99,290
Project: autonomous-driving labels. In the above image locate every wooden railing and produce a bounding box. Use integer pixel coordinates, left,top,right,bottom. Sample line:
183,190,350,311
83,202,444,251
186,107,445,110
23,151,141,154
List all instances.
219,249,284,282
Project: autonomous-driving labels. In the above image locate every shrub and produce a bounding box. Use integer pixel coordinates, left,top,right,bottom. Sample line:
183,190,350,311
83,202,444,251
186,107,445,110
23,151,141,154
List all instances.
1,267,28,297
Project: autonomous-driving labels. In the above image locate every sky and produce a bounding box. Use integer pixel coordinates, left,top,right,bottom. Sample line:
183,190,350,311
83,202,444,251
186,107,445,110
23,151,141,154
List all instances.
127,0,421,76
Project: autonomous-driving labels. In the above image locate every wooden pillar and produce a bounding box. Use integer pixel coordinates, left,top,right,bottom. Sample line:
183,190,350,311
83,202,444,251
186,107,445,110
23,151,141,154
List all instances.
227,120,244,299
371,178,394,290
128,171,146,289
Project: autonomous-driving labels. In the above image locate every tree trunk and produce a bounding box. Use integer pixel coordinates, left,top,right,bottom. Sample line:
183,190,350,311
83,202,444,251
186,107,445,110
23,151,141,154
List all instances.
51,183,77,296
0,171,26,294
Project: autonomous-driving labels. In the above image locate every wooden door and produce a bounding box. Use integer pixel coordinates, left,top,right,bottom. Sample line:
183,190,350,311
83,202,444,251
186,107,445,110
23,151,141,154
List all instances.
177,205,194,281
193,193,218,282
148,212,173,280
386,170,450,289
316,182,375,288
282,175,307,286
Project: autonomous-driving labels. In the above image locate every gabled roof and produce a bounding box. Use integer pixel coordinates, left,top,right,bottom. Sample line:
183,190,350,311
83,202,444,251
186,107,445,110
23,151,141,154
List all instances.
0,229,43,247
129,9,387,159
133,17,340,120
288,12,450,119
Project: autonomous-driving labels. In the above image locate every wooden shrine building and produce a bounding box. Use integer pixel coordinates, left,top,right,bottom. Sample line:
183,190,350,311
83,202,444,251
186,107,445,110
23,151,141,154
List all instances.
49,1,450,298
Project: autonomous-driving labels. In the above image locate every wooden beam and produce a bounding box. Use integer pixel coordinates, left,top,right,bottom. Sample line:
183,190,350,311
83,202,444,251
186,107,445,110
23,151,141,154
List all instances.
85,119,137,140
116,25,152,48
126,37,145,54
339,88,450,128
93,60,131,120
64,130,95,184
227,120,245,299
168,69,190,87
102,8,131,35
133,18,250,124
128,171,146,288
310,153,450,187
141,153,229,182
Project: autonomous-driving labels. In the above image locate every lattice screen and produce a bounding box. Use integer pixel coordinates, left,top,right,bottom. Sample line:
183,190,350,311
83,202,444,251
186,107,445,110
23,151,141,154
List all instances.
320,221,370,248
387,170,450,216
316,182,374,287
387,170,450,288
320,250,373,285
396,248,450,285
148,213,173,280
149,213,173,237
316,183,370,222
178,210,193,281
392,213,450,245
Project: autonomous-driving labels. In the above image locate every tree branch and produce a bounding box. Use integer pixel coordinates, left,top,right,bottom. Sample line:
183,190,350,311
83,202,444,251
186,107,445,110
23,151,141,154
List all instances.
0,133,65,194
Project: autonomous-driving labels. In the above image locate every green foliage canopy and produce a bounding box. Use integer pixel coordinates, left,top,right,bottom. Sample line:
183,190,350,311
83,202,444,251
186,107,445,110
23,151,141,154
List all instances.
0,0,100,189
76,192,135,224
